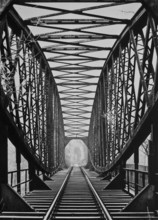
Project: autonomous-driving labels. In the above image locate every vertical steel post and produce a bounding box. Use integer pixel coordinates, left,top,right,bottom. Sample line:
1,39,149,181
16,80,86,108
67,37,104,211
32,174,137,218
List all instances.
151,121,158,209
101,75,106,167
0,116,8,185
134,147,139,195
28,162,35,191
16,147,21,194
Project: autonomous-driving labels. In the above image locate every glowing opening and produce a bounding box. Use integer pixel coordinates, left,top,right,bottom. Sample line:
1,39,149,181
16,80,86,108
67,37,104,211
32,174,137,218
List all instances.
65,139,88,167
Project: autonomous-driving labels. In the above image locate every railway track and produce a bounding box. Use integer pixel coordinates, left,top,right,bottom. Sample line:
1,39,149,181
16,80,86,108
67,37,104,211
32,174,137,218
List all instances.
1,167,158,219
50,166,110,220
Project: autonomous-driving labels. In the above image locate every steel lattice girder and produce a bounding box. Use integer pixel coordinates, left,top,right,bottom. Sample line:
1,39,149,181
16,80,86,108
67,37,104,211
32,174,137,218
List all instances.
0,7,65,171
9,0,143,138
88,7,158,172
1,0,158,171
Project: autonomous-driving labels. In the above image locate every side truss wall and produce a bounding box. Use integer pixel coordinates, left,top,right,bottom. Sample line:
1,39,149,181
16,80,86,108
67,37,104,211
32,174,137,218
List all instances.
0,7,65,182
88,7,158,173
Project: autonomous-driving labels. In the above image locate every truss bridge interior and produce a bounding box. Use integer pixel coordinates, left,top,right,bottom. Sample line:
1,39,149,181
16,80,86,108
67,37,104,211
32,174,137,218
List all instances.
0,0,158,219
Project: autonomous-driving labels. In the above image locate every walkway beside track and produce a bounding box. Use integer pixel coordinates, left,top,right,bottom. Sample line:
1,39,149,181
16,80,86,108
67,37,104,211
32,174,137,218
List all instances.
0,169,69,219
1,167,158,219
85,169,158,220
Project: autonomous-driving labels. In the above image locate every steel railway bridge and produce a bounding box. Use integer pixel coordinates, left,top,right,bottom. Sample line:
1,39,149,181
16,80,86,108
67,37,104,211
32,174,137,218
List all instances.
1,0,158,219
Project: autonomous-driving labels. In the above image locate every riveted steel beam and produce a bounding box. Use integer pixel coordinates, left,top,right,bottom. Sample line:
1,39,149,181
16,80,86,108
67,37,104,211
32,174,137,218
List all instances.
37,35,118,40
15,0,138,3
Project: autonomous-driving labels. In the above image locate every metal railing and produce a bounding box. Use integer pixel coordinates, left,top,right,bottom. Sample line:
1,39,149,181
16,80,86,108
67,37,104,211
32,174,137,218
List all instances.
124,168,148,195
8,169,29,195
8,169,49,196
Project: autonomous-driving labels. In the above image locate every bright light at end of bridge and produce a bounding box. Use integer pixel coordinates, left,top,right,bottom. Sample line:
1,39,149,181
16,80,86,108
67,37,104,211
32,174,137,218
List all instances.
65,139,88,167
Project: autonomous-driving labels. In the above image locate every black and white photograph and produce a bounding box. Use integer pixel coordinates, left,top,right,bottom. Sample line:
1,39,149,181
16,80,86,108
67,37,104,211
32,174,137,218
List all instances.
0,0,158,219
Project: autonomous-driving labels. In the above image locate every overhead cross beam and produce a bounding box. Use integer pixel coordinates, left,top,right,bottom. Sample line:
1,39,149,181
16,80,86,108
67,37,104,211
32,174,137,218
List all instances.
27,18,129,25
38,35,118,40
15,0,138,3
2,0,153,140
13,0,158,21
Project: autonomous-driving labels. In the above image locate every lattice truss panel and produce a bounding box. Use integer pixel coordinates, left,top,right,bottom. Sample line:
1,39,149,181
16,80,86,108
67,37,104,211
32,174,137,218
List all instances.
88,10,158,171
0,23,47,162
13,0,141,138
0,14,65,169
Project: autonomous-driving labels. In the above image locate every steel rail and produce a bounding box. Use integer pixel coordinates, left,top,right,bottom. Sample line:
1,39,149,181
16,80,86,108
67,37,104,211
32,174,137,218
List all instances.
43,167,72,220
81,167,113,220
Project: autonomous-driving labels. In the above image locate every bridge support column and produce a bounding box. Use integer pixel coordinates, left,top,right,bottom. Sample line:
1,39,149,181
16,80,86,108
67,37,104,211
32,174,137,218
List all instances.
151,121,158,209
0,116,8,210
0,117,8,185
16,148,21,194
134,147,139,195
105,162,126,190
28,162,36,191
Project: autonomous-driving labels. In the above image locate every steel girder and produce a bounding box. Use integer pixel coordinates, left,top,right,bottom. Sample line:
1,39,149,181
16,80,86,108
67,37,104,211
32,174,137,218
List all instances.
1,0,158,174
88,7,158,172
1,0,158,21
10,0,142,139
0,8,65,173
